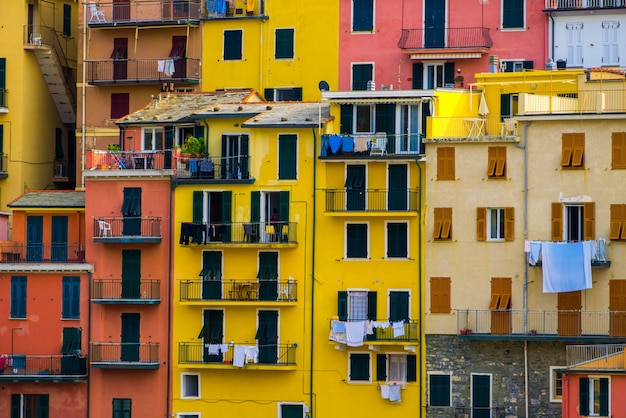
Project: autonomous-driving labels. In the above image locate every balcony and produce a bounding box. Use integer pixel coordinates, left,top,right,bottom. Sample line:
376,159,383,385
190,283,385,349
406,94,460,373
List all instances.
456,309,626,341
178,342,297,368
180,221,297,247
518,90,626,115
398,27,492,59
566,343,626,369
86,58,200,85
92,279,161,304
545,0,626,10
0,355,87,381
87,0,201,27
180,278,297,303
93,217,162,243
329,319,420,346
324,189,420,214
90,342,159,369
427,115,519,142
0,243,87,272
320,133,424,159
205,0,267,18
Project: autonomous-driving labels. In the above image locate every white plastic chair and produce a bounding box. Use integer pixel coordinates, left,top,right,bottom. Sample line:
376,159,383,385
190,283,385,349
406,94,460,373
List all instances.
369,135,388,156
98,220,112,237
501,118,517,138
89,2,106,23
30,33,42,46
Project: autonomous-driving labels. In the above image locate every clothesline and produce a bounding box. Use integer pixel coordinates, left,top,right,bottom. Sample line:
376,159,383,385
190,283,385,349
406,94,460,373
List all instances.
329,319,406,347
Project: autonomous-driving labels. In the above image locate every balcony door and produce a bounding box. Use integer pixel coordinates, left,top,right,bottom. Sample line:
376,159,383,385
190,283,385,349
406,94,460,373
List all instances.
388,164,408,210
346,165,366,211
51,216,68,262
121,313,140,361
558,291,581,336
26,216,43,262
471,374,491,418
256,310,278,364
201,251,222,300
424,0,445,48
122,187,142,236
221,134,249,180
200,309,223,363
121,250,141,299
610,280,626,336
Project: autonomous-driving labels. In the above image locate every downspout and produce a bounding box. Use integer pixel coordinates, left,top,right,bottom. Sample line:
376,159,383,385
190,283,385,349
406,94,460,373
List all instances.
549,13,555,62
415,158,423,418
81,1,87,189
310,126,318,417
203,120,209,156
86,271,91,418
166,181,175,418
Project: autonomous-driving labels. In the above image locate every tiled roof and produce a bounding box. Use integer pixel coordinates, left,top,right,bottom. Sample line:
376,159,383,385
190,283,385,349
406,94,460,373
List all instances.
241,102,332,128
8,190,86,208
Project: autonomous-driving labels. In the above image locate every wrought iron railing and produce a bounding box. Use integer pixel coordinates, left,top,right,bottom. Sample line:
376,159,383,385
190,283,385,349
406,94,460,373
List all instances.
545,0,626,10
329,319,420,343
566,343,626,368
86,58,200,84
90,342,159,364
175,154,250,180
398,27,493,49
87,0,202,25
178,342,297,365
92,279,161,301
0,243,85,263
179,221,297,245
0,89,6,108
93,216,162,239
180,278,297,302
0,355,87,377
320,133,424,157
324,189,419,212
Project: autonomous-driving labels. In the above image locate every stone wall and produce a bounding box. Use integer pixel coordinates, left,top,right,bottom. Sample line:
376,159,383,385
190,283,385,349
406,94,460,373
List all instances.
425,335,565,418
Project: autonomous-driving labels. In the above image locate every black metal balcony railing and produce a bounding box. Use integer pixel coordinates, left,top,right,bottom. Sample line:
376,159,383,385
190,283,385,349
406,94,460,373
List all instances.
92,279,161,302
329,319,420,343
180,221,297,245
87,0,202,26
175,154,250,180
457,309,626,339
324,189,420,212
0,243,85,263
90,342,159,366
545,0,626,10
398,27,493,50
86,58,200,85
320,133,425,158
206,0,266,18
0,153,8,175
0,355,87,378
178,342,297,366
93,217,162,240
0,88,6,108
180,279,297,302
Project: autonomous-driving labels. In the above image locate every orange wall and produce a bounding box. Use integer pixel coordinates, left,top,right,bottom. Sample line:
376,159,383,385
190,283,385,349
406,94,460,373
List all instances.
12,210,85,247
563,374,626,417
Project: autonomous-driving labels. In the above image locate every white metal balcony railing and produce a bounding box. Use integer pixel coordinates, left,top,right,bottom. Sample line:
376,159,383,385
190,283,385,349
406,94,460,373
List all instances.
545,0,626,10
566,343,626,368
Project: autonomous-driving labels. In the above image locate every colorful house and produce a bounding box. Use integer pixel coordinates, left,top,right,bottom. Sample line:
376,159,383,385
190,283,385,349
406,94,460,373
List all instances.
0,190,90,418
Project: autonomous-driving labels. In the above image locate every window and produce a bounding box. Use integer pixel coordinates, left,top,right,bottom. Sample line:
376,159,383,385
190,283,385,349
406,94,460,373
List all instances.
11,394,49,418
352,63,373,91
500,93,519,121
62,276,80,319
175,126,196,147
355,105,373,133
278,135,297,179
275,28,294,59
579,377,609,416
552,202,595,242
222,134,249,179
61,327,82,355
437,147,455,180
386,222,408,258
63,4,71,36
338,290,376,321
142,127,164,151
181,373,200,398
376,353,417,383
430,277,451,314
257,251,278,280
502,0,524,29
349,353,371,382
112,398,132,418
432,208,452,240
612,132,626,169
477,207,514,241
264,88,302,102
566,22,584,66
561,133,585,168
352,0,374,31
429,373,451,407
178,414,200,418
11,276,26,318
280,403,304,418
488,277,511,311
487,146,506,178
603,21,619,66
389,291,409,322
346,223,368,258
224,29,243,60
550,366,564,402
111,93,130,120
500,60,533,72
610,204,626,240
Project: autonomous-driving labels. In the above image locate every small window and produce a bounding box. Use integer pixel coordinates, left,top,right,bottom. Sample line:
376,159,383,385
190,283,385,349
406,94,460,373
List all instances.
11,276,27,318
349,352,371,382
12,395,49,418
551,201,595,242
279,403,304,418
550,366,564,402
112,398,132,418
611,132,626,169
275,28,294,59
181,373,200,399
352,63,373,91
63,4,72,36
386,222,408,258
433,208,452,240
62,276,80,319
610,204,626,240
346,223,368,259
264,88,303,102
177,414,200,418
430,277,451,314
477,207,514,242
223,30,243,61
111,93,130,120
487,146,506,178
429,373,451,407
142,127,164,151
352,0,374,31
561,133,585,168
502,0,524,29
278,135,297,180
437,147,455,180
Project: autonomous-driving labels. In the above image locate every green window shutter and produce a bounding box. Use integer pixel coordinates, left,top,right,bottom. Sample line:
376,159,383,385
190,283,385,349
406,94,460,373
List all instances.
352,64,373,90
62,277,80,319
224,30,243,60
251,191,260,222
0,58,6,92
275,28,294,59
600,378,609,416
278,135,297,179
192,191,204,223
165,126,174,149
347,224,367,258
375,104,396,136
352,0,373,31
11,394,20,418
278,191,290,222
293,88,303,101
222,191,232,223
194,125,204,141
387,223,407,258
444,62,455,86
367,291,377,320
257,252,278,279
376,354,387,381
201,251,222,278
338,291,348,321
406,355,417,382
63,4,71,36
579,377,590,416
350,353,370,380
62,327,82,354
523,60,534,70
208,310,223,342
122,188,141,216
340,104,354,134
500,94,511,121
281,404,303,418
389,291,409,322
264,88,274,101
122,250,141,280
39,394,49,418
429,374,450,405
412,63,423,89
11,276,27,318
503,0,524,29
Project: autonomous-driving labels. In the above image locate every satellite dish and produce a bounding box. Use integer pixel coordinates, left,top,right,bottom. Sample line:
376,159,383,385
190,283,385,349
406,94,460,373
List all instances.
318,80,330,92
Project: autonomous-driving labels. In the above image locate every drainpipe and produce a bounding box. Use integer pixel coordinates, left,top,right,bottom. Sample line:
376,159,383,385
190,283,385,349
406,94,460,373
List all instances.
415,158,424,418
549,13,555,62
166,180,175,418
86,270,91,418
81,1,87,189
310,126,318,417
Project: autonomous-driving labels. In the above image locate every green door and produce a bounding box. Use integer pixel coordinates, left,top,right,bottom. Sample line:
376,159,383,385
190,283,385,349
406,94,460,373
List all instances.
388,164,408,210
121,313,140,361
346,165,366,211
121,188,141,236
258,252,278,301
26,216,43,261
256,311,278,364
51,216,68,262
389,291,409,322
121,250,141,298
201,251,222,300
472,374,491,418
200,310,224,363
425,0,445,48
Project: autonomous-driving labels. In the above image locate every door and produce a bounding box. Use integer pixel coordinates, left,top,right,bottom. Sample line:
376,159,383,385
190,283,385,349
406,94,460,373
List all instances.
112,38,128,81
388,164,408,210
610,280,626,336
200,310,223,363
121,250,141,299
121,313,140,361
346,165,366,211
51,216,68,262
113,0,130,21
558,291,581,336
122,188,142,236
201,251,222,300
472,374,491,418
26,216,43,261
221,135,249,179
424,0,445,48
256,310,278,364
258,252,278,301
490,278,512,335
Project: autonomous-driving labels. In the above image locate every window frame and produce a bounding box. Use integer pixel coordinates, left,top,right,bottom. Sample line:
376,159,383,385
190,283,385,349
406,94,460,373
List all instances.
181,373,201,399
177,414,201,418
352,63,374,91
275,28,295,60
279,403,305,418
141,127,164,151
348,352,371,383
112,398,132,418
428,372,452,407
386,221,408,258
345,222,369,259
63,4,72,37
432,208,452,240
561,133,585,169
549,366,564,403
354,104,374,133
425,63,446,89
223,29,243,61
580,376,610,416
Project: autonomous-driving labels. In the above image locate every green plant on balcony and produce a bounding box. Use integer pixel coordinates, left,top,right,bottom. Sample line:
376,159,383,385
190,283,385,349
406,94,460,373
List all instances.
181,136,205,157
107,144,121,151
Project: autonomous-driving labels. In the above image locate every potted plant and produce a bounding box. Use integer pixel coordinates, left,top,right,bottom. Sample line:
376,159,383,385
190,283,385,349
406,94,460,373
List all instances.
181,136,205,157
107,144,121,151
454,75,464,88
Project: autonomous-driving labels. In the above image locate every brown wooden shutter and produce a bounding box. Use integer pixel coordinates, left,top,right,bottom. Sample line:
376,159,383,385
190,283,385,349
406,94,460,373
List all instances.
437,148,455,180
504,207,514,241
487,147,496,177
433,208,443,239
491,277,511,310
430,277,451,314
477,207,486,241
583,201,595,240
612,132,626,169
551,202,562,241
572,133,585,167
495,147,506,177
561,134,573,167
441,208,452,239
610,204,623,240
